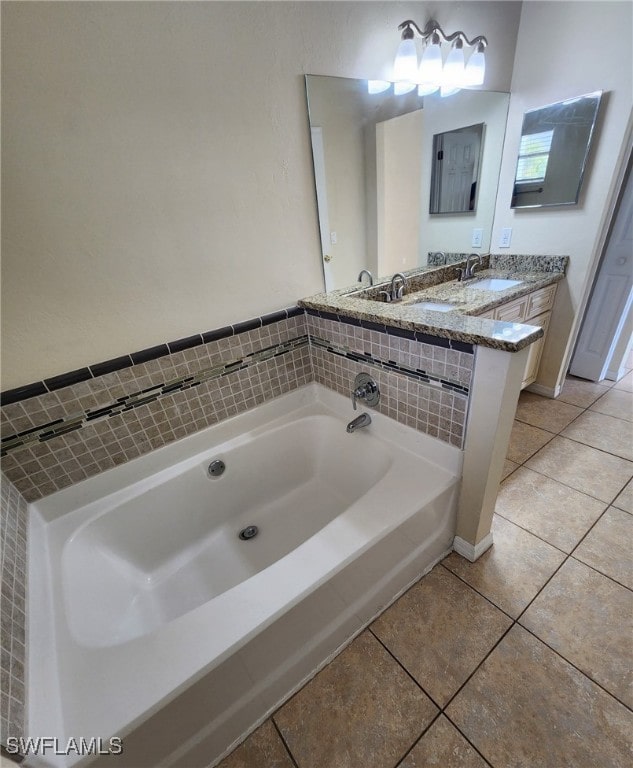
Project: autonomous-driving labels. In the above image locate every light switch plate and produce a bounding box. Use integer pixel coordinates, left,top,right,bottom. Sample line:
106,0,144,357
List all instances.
471,228,483,248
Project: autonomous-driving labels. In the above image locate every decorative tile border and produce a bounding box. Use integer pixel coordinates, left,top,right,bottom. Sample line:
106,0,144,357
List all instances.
1,312,310,501
1,308,304,406
310,336,469,396
1,336,308,457
304,308,474,354
306,313,471,448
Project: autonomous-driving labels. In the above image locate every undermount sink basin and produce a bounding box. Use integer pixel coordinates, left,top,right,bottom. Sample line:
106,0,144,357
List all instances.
469,278,524,291
409,300,458,312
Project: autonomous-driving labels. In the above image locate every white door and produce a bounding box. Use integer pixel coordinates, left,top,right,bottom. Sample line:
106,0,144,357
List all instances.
310,127,335,291
570,156,633,381
438,130,481,212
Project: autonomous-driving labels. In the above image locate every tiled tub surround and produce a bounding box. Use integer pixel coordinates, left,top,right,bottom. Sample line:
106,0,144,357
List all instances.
1,310,311,502
306,312,472,448
1,474,27,744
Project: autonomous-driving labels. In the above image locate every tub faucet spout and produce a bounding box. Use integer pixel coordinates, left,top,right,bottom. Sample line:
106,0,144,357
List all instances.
347,412,371,433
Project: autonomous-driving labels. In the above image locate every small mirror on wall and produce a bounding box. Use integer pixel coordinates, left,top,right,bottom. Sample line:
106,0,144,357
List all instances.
430,123,484,214
511,91,603,209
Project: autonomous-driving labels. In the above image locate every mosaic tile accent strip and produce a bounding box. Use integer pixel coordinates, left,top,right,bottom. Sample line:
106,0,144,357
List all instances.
306,314,470,448
306,314,473,392
1,314,310,501
1,307,304,406
1,474,27,745
310,346,467,448
1,336,309,456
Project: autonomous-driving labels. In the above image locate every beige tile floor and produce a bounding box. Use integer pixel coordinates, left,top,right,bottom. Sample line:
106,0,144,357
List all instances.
218,372,633,768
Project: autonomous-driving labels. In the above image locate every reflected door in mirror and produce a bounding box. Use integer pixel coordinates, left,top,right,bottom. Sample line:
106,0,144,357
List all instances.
430,123,484,213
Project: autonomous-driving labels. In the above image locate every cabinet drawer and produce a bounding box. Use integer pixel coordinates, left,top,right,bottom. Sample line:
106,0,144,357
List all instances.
526,284,557,319
494,296,529,323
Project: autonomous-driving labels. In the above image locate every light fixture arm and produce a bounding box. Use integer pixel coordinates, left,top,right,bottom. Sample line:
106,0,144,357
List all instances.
398,19,488,49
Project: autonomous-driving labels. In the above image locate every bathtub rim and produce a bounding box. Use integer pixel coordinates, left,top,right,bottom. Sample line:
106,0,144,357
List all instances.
27,382,462,766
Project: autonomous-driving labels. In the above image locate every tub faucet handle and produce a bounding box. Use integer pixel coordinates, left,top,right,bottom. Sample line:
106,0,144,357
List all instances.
351,373,380,411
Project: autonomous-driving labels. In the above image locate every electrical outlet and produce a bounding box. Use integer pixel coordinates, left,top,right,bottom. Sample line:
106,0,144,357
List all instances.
330,231,338,245
499,227,512,248
471,228,483,248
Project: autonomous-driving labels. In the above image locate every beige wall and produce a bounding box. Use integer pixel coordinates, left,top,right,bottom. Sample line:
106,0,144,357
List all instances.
1,1,520,390
306,77,368,288
420,90,510,257
376,109,424,274
491,1,633,394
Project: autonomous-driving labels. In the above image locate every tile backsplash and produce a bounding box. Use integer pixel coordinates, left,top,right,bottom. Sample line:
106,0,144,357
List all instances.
1,311,310,502
306,312,471,447
2,308,475,502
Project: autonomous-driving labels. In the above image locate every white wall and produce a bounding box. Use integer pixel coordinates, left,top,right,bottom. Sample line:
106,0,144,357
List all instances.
492,1,633,393
1,1,520,390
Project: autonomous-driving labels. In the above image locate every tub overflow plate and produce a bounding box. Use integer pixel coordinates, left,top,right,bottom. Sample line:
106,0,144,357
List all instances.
208,459,226,477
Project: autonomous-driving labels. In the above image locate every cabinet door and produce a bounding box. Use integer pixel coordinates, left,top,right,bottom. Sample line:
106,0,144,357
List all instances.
522,311,552,388
526,284,557,319
494,295,529,322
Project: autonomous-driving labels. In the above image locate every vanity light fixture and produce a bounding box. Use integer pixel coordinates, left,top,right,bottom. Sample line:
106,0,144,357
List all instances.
390,19,487,97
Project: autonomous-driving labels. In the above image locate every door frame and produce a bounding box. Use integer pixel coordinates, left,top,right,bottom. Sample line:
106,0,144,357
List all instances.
557,108,633,390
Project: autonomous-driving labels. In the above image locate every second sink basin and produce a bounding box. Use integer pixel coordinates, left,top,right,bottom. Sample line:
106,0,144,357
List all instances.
469,278,524,291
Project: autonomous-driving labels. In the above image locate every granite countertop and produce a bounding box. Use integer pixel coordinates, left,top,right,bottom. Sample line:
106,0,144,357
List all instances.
299,255,568,353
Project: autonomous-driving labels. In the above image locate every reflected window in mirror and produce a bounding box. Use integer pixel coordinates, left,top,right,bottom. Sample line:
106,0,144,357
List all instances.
511,91,603,209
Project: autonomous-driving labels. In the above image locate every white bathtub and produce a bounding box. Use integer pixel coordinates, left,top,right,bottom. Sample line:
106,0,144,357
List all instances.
28,383,461,768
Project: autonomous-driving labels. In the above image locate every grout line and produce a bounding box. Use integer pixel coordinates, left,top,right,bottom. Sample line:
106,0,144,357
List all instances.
368,627,443,710
438,561,516,621
391,712,442,768
271,719,301,768
516,622,633,714
509,459,633,507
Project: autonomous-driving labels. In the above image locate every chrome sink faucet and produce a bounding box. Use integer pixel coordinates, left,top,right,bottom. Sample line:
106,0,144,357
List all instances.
390,272,407,301
457,253,482,282
358,269,374,286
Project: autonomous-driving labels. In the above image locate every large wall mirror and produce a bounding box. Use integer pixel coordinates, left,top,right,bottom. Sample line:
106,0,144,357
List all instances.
305,75,510,291
511,91,603,209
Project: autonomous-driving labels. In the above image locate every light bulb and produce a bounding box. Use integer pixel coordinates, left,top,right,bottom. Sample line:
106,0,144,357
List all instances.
443,39,466,88
418,36,443,86
418,83,439,96
464,46,485,86
392,33,418,96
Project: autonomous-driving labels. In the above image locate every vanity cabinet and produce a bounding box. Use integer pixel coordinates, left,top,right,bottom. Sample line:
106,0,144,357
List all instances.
478,283,557,388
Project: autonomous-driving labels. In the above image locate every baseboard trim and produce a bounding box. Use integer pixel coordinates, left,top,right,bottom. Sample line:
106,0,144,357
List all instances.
525,382,561,398
453,533,494,562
